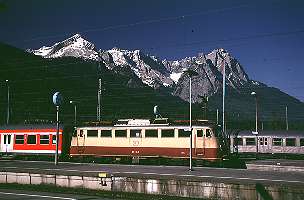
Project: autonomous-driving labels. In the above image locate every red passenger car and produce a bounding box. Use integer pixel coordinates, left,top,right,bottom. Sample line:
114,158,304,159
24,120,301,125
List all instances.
0,125,63,155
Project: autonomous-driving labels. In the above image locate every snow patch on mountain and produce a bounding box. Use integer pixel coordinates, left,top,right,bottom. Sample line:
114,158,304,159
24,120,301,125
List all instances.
251,80,260,85
107,48,130,66
170,72,183,84
28,34,99,61
101,48,174,88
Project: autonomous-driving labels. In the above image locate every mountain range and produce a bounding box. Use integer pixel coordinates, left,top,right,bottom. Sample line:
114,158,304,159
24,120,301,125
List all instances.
0,34,303,130
28,34,255,103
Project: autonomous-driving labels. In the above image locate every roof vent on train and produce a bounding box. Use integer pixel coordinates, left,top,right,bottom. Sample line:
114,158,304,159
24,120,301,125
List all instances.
115,119,151,126
152,118,169,125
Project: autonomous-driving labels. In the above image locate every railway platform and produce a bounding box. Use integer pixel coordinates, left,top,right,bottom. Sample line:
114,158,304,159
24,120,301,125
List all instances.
1,160,304,199
246,159,304,172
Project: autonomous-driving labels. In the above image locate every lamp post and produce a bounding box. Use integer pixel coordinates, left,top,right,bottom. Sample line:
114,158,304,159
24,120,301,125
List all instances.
251,91,258,158
199,95,208,120
53,92,62,165
70,101,77,126
183,69,199,171
221,60,226,135
285,105,288,131
6,79,9,124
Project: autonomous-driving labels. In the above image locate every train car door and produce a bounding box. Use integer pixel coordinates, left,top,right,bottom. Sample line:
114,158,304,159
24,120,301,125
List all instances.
259,137,271,153
1,134,12,153
195,129,205,156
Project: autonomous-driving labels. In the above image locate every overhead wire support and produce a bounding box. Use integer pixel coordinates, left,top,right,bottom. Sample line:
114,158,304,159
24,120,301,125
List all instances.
6,79,10,125
222,57,226,135
286,105,289,131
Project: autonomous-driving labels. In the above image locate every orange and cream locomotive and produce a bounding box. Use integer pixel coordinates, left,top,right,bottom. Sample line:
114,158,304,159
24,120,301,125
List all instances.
70,118,224,160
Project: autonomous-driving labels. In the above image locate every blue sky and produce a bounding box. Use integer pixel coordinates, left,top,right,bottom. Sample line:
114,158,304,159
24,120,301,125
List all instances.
1,0,304,101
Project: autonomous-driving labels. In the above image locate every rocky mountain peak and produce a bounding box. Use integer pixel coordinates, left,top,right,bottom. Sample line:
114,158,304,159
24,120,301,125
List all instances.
28,33,99,60
162,49,250,102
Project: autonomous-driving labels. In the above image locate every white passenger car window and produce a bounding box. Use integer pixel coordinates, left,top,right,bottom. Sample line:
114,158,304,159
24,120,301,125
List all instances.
272,138,282,146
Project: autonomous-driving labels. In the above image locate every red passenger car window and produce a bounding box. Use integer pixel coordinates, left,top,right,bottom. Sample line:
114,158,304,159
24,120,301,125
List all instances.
15,135,24,144
40,135,49,144
52,135,57,144
27,135,36,144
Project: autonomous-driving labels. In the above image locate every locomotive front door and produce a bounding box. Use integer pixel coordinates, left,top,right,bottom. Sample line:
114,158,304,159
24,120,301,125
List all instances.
1,134,12,153
195,129,205,156
76,130,85,154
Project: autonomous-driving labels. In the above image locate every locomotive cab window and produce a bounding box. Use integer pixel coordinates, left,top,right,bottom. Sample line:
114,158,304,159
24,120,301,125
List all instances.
40,135,49,144
178,129,189,137
145,129,158,137
206,129,212,138
130,129,141,138
234,137,243,146
100,130,112,137
300,138,304,146
197,130,203,137
15,135,24,144
286,138,296,146
27,135,37,144
87,130,98,137
115,130,127,137
79,130,84,137
161,129,174,137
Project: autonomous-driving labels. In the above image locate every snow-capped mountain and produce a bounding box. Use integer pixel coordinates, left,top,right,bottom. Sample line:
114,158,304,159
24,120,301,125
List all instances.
100,48,174,88
27,34,99,60
29,34,253,103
